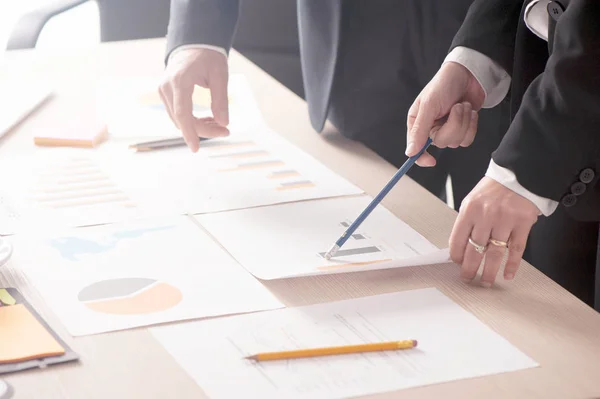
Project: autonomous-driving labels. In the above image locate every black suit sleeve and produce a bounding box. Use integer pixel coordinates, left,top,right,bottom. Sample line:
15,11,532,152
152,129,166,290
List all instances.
493,0,600,221
450,0,523,75
165,0,241,63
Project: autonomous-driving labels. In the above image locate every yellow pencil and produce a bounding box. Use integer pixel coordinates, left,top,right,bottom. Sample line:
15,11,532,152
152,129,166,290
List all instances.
244,339,417,361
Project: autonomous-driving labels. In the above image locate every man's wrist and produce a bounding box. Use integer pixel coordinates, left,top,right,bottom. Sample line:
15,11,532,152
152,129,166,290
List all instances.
168,44,228,64
485,159,559,216
449,61,486,107
444,47,511,109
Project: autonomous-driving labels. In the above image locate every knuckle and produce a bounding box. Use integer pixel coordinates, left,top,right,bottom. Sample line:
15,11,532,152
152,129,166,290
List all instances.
459,197,473,213
419,96,433,109
172,70,188,86
481,201,493,214
461,138,474,147
452,136,465,147
484,204,500,219
433,136,448,148
158,81,171,95
465,198,483,214
483,199,505,219
410,122,423,134
508,242,525,254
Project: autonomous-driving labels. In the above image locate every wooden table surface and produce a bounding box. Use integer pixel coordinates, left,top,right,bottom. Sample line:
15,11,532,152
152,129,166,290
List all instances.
1,39,599,399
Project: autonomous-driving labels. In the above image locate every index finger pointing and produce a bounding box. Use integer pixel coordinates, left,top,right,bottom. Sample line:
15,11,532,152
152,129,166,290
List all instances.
173,85,199,152
209,68,229,127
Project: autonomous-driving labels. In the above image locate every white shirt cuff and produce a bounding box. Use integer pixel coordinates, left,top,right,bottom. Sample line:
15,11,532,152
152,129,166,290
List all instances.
168,44,228,64
444,47,511,109
485,159,559,216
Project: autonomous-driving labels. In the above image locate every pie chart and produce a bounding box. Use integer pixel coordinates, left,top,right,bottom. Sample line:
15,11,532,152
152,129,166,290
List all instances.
78,278,182,315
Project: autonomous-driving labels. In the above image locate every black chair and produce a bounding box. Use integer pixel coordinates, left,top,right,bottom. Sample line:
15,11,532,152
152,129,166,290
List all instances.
6,0,304,97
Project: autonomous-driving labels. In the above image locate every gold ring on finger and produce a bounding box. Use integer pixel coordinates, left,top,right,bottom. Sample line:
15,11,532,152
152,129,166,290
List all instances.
468,238,487,254
489,238,508,248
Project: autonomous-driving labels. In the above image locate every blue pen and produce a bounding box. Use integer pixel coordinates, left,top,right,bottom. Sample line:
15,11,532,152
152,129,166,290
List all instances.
323,137,433,260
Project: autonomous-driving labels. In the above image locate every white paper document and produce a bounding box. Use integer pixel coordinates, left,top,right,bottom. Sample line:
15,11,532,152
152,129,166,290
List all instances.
121,128,363,216
0,151,156,235
0,128,362,234
196,196,450,279
9,216,283,336
151,288,538,399
97,74,264,140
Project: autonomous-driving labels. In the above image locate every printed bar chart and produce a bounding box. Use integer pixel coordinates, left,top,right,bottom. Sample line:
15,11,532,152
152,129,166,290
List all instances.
219,160,285,173
196,196,442,279
276,181,316,191
318,246,382,258
268,170,301,179
32,157,135,210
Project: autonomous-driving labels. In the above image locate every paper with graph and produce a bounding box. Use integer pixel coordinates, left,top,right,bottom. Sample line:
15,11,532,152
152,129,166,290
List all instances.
150,288,538,399
0,128,361,234
9,216,283,336
122,128,362,215
0,151,156,235
97,74,263,139
195,196,450,279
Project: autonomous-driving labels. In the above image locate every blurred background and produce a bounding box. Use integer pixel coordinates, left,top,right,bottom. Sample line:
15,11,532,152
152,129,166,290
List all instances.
0,0,100,52
0,0,305,98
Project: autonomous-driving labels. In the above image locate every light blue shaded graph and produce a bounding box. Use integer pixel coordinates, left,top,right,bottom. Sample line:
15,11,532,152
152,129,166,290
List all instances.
48,226,174,261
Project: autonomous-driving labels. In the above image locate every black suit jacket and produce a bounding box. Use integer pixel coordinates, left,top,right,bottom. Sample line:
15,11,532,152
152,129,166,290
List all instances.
452,0,600,311
451,0,600,222
166,0,477,138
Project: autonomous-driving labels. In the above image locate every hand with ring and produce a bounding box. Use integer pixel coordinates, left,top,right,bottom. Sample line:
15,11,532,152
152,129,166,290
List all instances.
449,177,540,287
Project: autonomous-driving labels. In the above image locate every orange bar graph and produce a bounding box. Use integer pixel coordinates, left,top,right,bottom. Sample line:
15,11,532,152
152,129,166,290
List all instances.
268,170,301,179
219,160,285,172
276,182,316,191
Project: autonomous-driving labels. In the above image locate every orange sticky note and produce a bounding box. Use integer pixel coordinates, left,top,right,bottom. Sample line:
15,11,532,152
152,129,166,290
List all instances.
34,120,107,148
0,304,65,363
